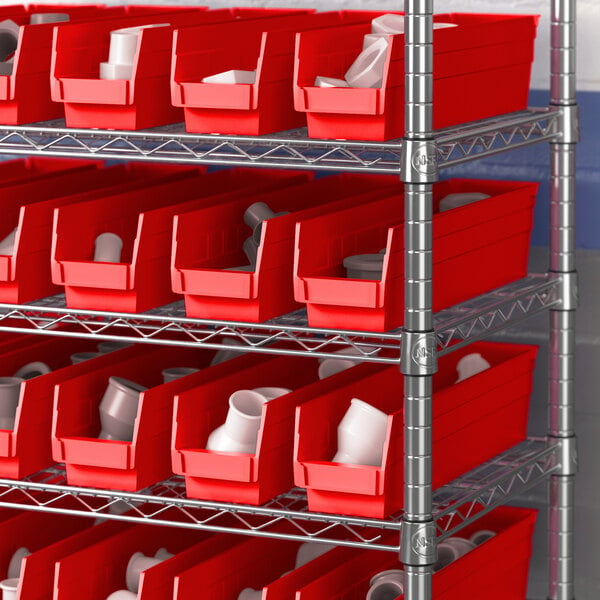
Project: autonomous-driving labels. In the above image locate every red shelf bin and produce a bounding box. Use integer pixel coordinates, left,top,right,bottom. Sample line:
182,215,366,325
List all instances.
174,536,302,600
294,341,537,518
294,13,539,141
18,520,136,600
294,178,538,332
294,507,537,600
52,168,308,312
53,522,212,600
0,509,90,596
52,344,228,491
172,351,335,504
0,336,137,479
0,161,188,304
171,11,380,136
0,5,136,125
172,173,399,322
50,9,311,130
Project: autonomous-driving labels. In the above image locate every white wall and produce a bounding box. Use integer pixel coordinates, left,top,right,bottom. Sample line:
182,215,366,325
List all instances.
28,0,600,90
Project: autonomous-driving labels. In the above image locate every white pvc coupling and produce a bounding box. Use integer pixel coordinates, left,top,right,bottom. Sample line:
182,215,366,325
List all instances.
70,352,101,364
366,569,404,600
202,69,256,85
455,353,491,383
7,547,29,579
439,192,490,212
125,553,161,593
294,542,335,569
100,24,169,81
206,389,268,454
29,13,70,25
332,398,388,467
470,529,496,545
94,233,123,263
313,76,349,88
0,228,18,256
0,579,19,600
13,361,51,380
106,591,136,600
98,376,147,442
344,37,389,89
0,20,19,77
161,367,200,384
0,377,23,430
237,589,262,600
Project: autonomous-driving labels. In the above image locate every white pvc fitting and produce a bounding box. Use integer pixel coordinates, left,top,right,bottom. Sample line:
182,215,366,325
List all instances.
244,202,276,245
161,367,200,384
455,353,491,383
371,14,458,35
98,376,147,442
0,228,17,256
252,387,291,402
314,76,349,88
344,37,388,88
243,236,258,267
371,14,405,35
318,358,357,380
470,529,496,545
0,578,19,600
202,69,256,85
366,569,404,600
332,398,388,467
94,233,123,263
237,589,262,600
439,192,490,212
154,548,174,560
7,547,30,579
295,542,335,569
126,552,164,593
206,389,266,454
443,537,476,558
106,591,137,600
30,13,70,25
0,20,19,67
70,352,101,365
432,540,461,572
362,34,391,51
97,341,131,354
0,377,23,431
343,253,385,280
13,361,51,380
210,340,246,366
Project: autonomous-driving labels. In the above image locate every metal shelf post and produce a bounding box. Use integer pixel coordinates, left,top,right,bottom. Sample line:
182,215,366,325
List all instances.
401,2,437,600
548,0,578,598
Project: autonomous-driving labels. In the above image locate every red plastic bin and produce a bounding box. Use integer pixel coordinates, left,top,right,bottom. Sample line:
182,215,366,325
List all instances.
0,335,143,479
172,173,399,322
173,351,375,504
294,178,538,332
174,535,303,600
53,522,212,600
295,507,537,600
0,509,90,597
294,13,539,141
52,168,309,312
0,160,192,304
0,5,139,125
18,520,136,600
171,11,383,135
50,8,312,130
52,344,232,491
294,341,537,518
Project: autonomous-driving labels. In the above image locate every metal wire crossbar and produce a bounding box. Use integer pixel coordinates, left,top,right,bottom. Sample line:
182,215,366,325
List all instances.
0,275,558,363
0,109,560,174
0,439,557,552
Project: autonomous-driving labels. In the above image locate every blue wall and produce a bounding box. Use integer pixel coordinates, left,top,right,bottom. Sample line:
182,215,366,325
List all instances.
444,89,600,249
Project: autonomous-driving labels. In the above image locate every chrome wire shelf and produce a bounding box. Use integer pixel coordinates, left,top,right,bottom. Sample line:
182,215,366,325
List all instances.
0,274,558,363
0,108,559,174
0,439,558,552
